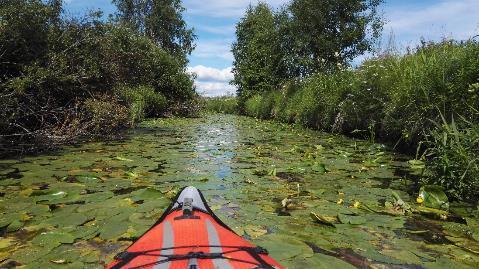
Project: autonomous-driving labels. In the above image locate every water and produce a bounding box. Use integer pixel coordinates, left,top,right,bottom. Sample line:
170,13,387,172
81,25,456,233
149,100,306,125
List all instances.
0,114,478,268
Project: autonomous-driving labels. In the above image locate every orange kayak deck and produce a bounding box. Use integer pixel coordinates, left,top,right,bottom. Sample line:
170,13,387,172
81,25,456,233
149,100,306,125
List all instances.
107,187,284,269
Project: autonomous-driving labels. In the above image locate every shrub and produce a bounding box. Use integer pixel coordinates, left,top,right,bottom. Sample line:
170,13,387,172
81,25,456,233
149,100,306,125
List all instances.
424,115,479,202
83,95,131,135
117,85,167,124
0,0,197,154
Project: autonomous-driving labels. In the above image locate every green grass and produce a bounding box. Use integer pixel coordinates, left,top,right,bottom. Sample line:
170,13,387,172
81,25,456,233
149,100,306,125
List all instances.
203,96,238,114
423,113,479,201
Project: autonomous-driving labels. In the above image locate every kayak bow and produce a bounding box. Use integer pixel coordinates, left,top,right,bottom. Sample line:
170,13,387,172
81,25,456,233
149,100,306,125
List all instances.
107,186,284,269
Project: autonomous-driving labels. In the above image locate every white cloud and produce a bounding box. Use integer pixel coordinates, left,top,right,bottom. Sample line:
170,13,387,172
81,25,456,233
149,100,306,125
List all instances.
188,65,233,82
188,65,236,96
385,0,479,43
195,81,237,97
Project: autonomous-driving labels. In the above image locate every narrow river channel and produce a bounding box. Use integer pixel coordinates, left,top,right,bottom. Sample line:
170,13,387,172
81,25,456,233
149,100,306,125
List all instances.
0,114,478,268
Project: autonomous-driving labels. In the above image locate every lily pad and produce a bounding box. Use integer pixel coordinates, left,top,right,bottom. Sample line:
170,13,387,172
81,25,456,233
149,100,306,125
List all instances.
81,191,114,203
310,212,337,227
312,163,328,174
417,185,449,210
31,231,75,249
68,226,100,240
337,214,366,225
99,221,128,241
11,245,53,264
408,159,425,170
7,219,24,232
244,225,268,238
130,188,164,202
47,213,89,227
257,233,313,261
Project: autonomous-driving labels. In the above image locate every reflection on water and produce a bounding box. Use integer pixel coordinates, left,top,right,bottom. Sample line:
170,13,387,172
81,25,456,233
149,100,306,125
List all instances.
0,114,478,268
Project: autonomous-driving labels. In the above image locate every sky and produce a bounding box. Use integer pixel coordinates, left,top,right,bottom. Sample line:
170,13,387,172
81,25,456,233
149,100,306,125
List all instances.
64,0,479,97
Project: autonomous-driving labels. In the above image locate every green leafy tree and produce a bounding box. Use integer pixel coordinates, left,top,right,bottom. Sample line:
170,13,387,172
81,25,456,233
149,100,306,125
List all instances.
113,0,196,59
286,0,383,76
231,3,284,106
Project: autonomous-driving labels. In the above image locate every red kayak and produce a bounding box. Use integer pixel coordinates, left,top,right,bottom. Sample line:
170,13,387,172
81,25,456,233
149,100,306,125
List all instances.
107,186,284,269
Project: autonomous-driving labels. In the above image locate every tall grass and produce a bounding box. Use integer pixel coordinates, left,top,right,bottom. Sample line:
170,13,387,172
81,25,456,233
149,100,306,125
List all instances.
117,85,167,124
423,113,479,201
203,96,238,114
242,40,479,201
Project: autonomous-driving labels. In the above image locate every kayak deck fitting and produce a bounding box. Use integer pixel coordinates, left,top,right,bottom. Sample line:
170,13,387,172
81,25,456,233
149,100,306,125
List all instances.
107,186,284,269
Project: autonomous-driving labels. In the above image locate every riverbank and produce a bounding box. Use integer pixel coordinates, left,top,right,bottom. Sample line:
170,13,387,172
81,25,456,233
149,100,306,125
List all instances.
0,1,198,158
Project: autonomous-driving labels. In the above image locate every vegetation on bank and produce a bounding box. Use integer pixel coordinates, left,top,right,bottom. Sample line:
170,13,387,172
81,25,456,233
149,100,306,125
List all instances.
230,0,479,201
243,41,479,201
202,96,238,114
0,0,198,156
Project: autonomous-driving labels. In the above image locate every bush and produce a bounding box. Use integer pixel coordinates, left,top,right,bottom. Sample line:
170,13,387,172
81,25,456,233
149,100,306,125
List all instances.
424,116,479,202
83,96,131,135
117,85,167,124
0,0,197,155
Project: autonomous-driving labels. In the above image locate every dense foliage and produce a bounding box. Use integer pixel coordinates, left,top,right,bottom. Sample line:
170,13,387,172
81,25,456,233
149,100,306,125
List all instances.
113,0,195,60
232,0,383,108
0,0,197,156
231,3,284,104
203,96,238,114
240,40,479,201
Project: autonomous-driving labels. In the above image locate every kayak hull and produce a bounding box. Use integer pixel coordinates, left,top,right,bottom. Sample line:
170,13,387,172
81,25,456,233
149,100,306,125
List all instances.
107,187,284,269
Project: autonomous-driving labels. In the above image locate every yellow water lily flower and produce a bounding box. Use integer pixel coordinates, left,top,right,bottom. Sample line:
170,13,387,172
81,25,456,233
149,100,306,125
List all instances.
337,198,344,205
353,201,360,208
416,193,425,203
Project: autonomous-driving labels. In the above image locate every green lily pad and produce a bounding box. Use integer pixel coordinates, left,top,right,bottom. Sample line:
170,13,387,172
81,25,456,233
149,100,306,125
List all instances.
244,225,267,238
130,188,164,201
99,221,128,241
47,212,89,227
7,219,25,232
299,253,356,269
408,159,425,170
337,214,366,225
31,231,75,249
12,245,53,264
81,191,114,203
257,233,313,261
418,185,449,210
312,163,328,174
35,191,68,202
0,213,22,228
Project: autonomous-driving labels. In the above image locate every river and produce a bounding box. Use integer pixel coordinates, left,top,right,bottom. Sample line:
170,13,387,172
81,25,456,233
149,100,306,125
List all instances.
0,114,478,268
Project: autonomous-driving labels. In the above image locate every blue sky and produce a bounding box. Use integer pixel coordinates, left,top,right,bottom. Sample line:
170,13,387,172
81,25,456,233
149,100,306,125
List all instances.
64,0,479,96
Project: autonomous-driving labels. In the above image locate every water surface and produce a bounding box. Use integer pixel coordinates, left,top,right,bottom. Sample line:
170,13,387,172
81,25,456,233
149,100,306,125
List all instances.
0,114,478,268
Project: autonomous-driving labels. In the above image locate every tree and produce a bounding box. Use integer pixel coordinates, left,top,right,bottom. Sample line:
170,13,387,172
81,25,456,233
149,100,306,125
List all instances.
231,3,284,103
112,0,195,59
286,0,383,76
